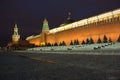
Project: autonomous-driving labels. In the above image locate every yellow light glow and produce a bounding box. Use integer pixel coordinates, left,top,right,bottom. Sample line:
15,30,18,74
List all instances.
113,9,120,15
41,42,45,46
48,8,120,34
88,16,98,23
64,24,72,30
56,26,64,32
77,19,87,26
98,12,112,19
50,28,58,33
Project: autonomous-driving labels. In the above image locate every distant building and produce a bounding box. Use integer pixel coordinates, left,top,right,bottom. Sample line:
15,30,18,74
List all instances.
12,24,20,44
7,24,34,49
26,8,120,46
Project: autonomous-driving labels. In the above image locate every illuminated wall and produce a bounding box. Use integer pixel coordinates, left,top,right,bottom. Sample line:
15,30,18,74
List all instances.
47,21,120,45
26,35,41,46
26,8,120,46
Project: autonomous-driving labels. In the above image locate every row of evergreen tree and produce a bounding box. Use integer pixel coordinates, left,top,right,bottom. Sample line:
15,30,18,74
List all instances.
46,35,120,46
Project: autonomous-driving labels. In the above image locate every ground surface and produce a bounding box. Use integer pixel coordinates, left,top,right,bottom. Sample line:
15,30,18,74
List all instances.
0,51,120,80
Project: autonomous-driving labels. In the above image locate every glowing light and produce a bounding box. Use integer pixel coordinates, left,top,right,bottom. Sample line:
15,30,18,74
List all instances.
26,35,34,40
26,8,120,47
41,42,45,46
12,24,20,43
49,28,58,33
34,35,40,38
88,16,98,23
71,22,77,28
41,8,120,35
56,26,65,32
77,19,87,26
26,35,40,40
64,24,72,30
113,9,120,15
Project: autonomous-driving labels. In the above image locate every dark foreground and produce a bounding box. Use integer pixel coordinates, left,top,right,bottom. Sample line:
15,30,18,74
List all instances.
0,51,120,80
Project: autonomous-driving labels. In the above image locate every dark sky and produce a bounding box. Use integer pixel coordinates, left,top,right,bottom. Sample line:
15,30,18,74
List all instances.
0,0,120,46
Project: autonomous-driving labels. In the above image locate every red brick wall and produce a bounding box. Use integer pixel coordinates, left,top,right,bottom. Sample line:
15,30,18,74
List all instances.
47,22,120,45
28,22,120,46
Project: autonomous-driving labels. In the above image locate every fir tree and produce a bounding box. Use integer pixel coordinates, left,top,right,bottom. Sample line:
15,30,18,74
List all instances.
97,37,102,43
54,42,58,46
86,38,90,44
89,37,94,44
60,41,66,46
117,35,120,42
103,35,108,43
108,37,112,43
62,41,66,46
74,39,77,45
76,39,79,45
46,42,51,46
70,40,74,45
81,40,85,45
74,39,79,45
59,42,62,46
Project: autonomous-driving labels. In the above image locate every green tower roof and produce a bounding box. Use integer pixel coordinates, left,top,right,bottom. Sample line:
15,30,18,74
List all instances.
42,18,49,31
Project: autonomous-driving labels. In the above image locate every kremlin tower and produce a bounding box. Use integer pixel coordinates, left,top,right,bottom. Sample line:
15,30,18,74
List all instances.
12,24,20,44
40,18,49,46
7,23,34,49
42,18,49,32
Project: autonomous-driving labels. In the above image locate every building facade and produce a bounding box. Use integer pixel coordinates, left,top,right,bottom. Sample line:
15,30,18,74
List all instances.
26,8,120,46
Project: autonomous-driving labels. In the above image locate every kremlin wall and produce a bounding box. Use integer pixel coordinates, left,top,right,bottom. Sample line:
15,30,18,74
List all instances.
26,8,120,46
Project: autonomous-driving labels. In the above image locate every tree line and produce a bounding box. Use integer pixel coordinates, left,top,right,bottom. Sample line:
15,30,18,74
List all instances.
46,35,120,46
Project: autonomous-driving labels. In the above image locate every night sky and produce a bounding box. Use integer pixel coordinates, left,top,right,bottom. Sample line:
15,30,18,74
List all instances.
0,0,120,46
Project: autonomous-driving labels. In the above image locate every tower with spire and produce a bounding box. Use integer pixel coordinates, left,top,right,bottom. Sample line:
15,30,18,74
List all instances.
42,18,49,33
12,24,20,43
40,18,49,46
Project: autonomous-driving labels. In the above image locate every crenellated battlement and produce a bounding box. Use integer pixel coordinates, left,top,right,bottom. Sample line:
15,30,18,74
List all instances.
49,8,120,34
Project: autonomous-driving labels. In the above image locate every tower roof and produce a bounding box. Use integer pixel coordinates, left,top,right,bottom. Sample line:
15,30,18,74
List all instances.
43,18,48,24
15,23,17,28
42,18,49,31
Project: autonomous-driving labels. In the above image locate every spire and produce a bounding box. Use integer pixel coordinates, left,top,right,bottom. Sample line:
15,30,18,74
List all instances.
42,18,49,32
43,18,48,24
13,24,19,35
15,23,17,28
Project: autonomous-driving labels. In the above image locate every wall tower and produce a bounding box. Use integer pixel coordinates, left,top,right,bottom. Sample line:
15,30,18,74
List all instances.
40,18,49,46
12,24,20,44
42,18,49,32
